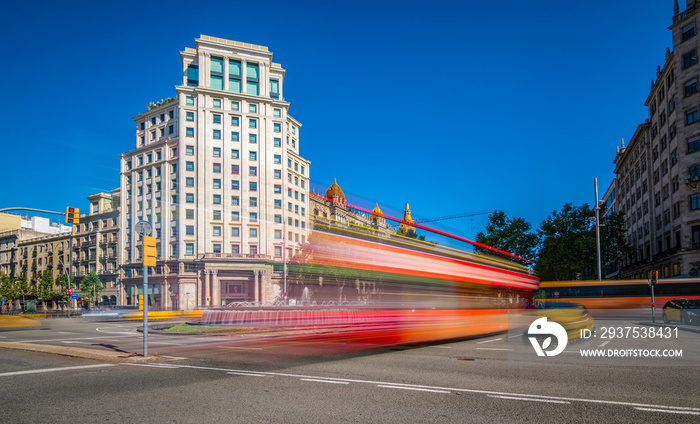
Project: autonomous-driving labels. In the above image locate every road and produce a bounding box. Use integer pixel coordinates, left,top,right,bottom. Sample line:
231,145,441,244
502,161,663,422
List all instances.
1,317,699,423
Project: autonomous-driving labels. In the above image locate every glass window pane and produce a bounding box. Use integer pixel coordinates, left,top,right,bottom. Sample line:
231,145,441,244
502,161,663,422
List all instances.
229,78,241,93
246,63,259,80
229,60,241,77
211,57,224,73
247,82,259,96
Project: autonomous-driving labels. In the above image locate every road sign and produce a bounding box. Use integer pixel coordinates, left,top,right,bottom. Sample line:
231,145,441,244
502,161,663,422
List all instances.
135,220,152,237
71,294,79,300
1,297,5,302
143,235,157,267
67,288,72,295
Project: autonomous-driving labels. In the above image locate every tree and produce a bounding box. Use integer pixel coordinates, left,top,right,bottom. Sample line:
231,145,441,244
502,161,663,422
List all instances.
599,212,635,276
36,270,54,308
535,203,597,281
474,210,537,265
80,272,104,307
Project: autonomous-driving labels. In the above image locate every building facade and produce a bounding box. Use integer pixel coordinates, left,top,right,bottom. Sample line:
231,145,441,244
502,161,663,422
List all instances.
615,1,700,279
119,36,310,310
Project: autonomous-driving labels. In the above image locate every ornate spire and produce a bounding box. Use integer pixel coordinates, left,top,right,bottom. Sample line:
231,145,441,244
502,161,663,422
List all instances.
674,0,679,16
621,138,625,149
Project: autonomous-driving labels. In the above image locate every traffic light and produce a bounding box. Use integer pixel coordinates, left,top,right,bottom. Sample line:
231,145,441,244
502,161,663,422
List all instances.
651,270,658,285
652,302,656,309
65,207,79,225
143,236,156,267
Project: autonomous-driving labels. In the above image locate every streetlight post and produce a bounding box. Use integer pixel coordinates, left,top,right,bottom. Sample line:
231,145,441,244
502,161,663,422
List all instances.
594,178,602,281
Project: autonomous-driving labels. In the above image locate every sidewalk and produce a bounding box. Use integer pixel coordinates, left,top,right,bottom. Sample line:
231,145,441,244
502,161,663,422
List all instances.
0,315,40,329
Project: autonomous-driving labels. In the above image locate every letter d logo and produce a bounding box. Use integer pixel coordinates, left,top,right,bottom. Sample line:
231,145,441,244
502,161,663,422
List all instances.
527,317,568,357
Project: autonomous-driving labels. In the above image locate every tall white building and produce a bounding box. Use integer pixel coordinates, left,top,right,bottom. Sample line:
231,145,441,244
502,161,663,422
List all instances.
120,36,310,310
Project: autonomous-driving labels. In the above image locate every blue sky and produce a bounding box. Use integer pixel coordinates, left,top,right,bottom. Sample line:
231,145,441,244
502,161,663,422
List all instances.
0,0,675,245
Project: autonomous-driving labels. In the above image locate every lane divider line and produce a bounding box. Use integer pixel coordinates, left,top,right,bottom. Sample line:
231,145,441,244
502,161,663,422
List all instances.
301,378,349,384
378,385,450,394
488,395,570,404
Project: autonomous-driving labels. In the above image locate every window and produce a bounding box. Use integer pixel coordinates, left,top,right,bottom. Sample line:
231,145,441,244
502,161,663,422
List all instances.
249,134,257,143
274,184,282,193
186,243,194,255
213,226,221,237
250,197,257,207
274,123,281,133
246,63,259,95
186,96,194,106
168,125,174,134
692,195,700,210
231,132,239,142
270,79,280,99
213,147,221,157
683,22,696,41
684,50,697,68
232,211,240,221
249,119,257,129
232,180,239,190
186,209,194,219
249,167,257,176
231,227,240,237
250,181,257,191
250,228,258,237
274,229,282,239
274,215,282,224
186,193,194,203
231,116,239,126
231,196,239,206
186,225,194,236
232,244,240,254
687,108,699,125
231,164,239,175
274,154,281,164
229,59,241,93
187,65,198,86
249,151,257,161
186,177,194,187
213,163,221,173
274,137,281,147
249,104,257,113
231,101,239,111
689,136,700,153
213,179,221,189
213,129,221,139
213,244,221,254
211,57,224,90
213,98,221,109
231,149,239,159
186,127,194,137
250,212,258,222
213,210,222,221
273,108,281,117
186,161,194,171
213,114,222,124
686,79,698,96
274,199,282,209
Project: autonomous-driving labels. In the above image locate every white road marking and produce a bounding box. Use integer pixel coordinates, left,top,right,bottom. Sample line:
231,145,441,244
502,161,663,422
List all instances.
378,385,450,394
139,364,700,413
634,407,700,416
489,395,570,404
476,338,503,344
96,328,136,335
218,346,263,350
19,335,135,343
477,348,512,351
599,340,611,347
508,333,523,338
301,378,349,384
430,346,452,349
0,364,115,377
227,372,268,377
61,341,88,344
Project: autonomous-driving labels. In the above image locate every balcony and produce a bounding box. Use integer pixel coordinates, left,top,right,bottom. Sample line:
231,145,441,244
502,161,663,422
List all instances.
201,253,271,260
73,244,80,251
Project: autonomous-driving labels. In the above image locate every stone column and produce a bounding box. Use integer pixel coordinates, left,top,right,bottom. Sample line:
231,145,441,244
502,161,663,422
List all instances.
253,270,260,304
204,270,211,306
212,270,220,306
196,270,202,308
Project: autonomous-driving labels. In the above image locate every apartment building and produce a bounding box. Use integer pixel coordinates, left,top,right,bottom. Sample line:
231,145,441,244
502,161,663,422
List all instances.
119,36,310,310
615,0,700,278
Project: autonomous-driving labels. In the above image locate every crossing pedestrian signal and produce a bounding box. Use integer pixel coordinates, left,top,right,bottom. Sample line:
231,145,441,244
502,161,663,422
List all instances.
143,236,156,267
650,271,658,285
65,207,79,225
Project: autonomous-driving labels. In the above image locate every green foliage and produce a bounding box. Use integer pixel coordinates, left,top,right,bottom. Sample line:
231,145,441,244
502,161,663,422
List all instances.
396,227,418,239
474,210,537,265
80,272,104,303
535,203,597,281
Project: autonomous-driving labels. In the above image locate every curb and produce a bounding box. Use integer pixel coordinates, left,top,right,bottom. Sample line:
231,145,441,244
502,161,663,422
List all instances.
637,321,700,335
0,341,162,363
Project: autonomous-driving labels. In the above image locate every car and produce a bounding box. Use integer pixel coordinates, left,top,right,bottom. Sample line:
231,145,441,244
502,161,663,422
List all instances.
529,302,595,339
662,299,700,325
